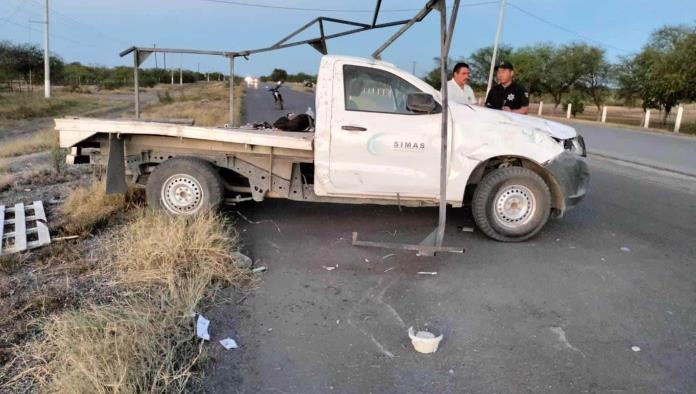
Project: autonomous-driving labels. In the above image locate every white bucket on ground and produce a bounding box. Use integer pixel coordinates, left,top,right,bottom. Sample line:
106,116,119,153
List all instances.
408,326,443,354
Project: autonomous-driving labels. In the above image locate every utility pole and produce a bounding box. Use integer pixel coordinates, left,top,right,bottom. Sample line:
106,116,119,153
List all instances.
412,61,416,75
179,53,183,85
486,0,506,96
153,43,158,68
43,0,50,98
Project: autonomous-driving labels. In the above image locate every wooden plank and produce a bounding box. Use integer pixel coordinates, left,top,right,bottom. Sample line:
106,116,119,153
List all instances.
13,203,26,253
55,117,314,151
32,201,51,247
0,205,4,256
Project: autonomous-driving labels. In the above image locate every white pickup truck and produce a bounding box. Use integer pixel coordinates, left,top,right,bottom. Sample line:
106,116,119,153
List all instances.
56,55,589,242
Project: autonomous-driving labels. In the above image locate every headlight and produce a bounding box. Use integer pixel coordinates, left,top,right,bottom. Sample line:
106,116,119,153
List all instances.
559,135,586,157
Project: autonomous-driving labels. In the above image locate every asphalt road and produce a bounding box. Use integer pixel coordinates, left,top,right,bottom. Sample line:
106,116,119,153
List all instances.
202,91,696,393
566,121,696,177
242,84,315,125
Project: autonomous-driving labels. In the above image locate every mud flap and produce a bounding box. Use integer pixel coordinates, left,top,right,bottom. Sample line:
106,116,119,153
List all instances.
106,134,127,195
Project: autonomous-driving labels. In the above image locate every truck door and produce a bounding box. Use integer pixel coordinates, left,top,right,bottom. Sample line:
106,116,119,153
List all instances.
327,63,443,197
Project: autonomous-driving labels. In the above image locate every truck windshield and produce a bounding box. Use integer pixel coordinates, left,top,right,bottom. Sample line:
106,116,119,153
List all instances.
343,65,423,115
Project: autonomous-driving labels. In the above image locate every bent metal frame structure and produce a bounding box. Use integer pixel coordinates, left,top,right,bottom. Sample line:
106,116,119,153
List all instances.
119,0,463,255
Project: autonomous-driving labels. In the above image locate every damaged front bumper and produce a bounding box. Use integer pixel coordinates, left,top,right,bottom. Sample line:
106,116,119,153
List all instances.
545,151,589,217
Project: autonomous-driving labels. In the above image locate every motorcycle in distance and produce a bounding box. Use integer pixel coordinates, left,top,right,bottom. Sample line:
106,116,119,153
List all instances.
266,82,284,110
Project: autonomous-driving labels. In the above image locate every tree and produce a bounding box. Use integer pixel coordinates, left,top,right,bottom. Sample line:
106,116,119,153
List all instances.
468,45,513,89
423,56,459,90
268,68,288,82
575,47,613,115
536,43,600,109
617,24,696,122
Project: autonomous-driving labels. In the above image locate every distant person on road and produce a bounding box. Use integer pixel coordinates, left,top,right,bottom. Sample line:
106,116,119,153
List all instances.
485,61,529,114
447,62,476,105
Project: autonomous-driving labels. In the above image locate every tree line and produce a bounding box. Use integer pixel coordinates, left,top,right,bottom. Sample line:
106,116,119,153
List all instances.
259,68,316,83
0,41,228,91
424,23,696,121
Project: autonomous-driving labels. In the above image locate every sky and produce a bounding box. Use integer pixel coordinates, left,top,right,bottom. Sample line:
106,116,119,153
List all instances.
1,0,695,78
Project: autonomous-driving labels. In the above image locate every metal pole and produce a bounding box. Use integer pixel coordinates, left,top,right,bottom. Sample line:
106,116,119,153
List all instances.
674,106,683,133
229,56,235,126
485,0,506,96
179,53,183,85
435,0,449,248
134,52,140,118
44,0,50,98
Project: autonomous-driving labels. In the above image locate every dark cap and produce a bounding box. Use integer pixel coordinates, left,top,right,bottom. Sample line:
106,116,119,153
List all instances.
494,61,514,71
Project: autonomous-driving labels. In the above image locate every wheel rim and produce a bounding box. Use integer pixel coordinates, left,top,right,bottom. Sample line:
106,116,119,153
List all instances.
161,174,203,214
493,184,536,228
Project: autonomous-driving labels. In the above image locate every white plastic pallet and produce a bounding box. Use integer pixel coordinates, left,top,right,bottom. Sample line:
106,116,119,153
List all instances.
0,201,51,256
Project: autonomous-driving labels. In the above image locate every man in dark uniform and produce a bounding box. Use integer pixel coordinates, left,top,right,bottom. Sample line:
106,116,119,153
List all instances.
485,61,529,114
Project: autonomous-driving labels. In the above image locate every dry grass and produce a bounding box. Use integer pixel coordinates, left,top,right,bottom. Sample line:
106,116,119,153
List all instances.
110,211,248,314
141,83,245,127
0,128,59,159
59,181,131,234
0,92,102,125
29,210,250,393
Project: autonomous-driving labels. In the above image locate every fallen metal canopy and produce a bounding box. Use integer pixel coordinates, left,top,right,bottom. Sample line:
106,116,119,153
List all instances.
117,0,464,255
0,201,51,256
119,0,434,125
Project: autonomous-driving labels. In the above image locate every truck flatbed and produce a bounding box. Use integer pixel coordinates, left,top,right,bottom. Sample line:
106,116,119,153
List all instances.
55,117,314,152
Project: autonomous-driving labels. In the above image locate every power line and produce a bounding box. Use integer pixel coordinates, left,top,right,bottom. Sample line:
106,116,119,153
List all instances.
0,0,27,27
23,0,129,45
4,18,93,46
506,2,629,53
200,0,498,13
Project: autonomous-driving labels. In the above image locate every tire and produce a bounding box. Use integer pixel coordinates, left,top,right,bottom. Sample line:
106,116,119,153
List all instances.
472,167,551,242
146,157,224,215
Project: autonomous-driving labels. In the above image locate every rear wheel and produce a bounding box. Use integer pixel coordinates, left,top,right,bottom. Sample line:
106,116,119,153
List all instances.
146,157,224,215
472,167,551,242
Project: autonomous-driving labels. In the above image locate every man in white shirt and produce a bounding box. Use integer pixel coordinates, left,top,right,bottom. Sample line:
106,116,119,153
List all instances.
447,62,476,105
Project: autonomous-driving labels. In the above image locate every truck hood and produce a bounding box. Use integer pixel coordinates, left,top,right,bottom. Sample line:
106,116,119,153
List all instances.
451,104,577,140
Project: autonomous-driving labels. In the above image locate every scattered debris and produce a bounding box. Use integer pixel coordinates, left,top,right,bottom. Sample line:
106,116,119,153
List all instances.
234,211,281,233
53,235,79,241
196,315,211,341
383,267,395,273
231,251,253,269
219,337,239,350
621,246,631,252
336,319,340,325
408,327,443,354
251,266,267,273
382,253,395,260
323,265,337,271
548,326,584,356
417,271,437,275
457,226,474,232
631,346,641,352
48,198,63,205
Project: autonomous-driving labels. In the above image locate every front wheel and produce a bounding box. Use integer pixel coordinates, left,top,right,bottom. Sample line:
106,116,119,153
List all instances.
472,167,551,242
146,157,224,215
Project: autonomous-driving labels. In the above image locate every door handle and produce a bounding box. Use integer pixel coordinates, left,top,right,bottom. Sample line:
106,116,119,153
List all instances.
341,125,367,131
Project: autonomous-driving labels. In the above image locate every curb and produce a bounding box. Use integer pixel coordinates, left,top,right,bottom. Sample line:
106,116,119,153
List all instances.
588,151,696,179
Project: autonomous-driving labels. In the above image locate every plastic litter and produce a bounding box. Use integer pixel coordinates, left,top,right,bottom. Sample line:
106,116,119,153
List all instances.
384,267,395,273
382,253,396,260
631,346,641,352
621,246,631,252
323,265,337,271
408,327,443,354
196,315,210,341
252,266,267,273
220,338,239,350
417,271,437,275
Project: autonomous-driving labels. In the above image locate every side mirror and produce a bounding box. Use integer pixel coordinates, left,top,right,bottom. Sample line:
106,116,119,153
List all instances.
407,93,441,114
